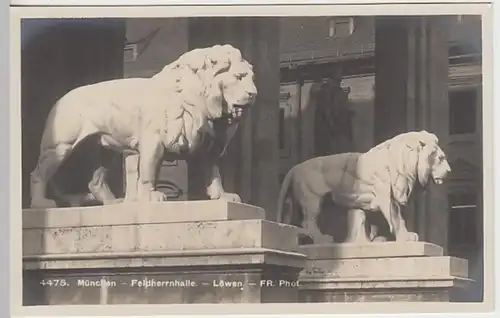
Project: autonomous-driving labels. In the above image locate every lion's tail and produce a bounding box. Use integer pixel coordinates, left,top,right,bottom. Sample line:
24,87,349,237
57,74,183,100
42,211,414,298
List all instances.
276,167,295,224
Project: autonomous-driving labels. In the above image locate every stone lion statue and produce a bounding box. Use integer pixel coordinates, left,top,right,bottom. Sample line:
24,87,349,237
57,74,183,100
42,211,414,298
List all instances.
276,130,451,244
29,44,257,208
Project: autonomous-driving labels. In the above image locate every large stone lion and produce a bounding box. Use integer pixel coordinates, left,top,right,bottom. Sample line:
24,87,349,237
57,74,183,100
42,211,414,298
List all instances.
29,44,257,208
276,130,451,244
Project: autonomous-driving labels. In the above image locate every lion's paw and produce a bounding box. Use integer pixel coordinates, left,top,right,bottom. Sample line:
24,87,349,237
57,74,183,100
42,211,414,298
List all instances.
396,231,419,242
102,198,125,205
301,229,334,244
405,231,419,242
219,192,242,203
207,185,222,200
150,190,168,202
310,234,335,244
30,198,58,209
372,236,388,242
139,190,168,202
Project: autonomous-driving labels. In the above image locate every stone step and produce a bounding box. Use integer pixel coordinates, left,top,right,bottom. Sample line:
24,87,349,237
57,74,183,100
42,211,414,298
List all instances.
300,256,469,280
299,242,444,259
23,219,300,258
23,200,265,229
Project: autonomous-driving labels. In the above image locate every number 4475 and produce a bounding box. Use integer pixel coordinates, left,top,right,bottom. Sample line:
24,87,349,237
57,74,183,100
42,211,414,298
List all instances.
39,279,69,287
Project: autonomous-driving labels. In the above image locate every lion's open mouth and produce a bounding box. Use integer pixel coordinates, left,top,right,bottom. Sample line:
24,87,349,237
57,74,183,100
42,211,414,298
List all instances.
433,177,444,185
229,104,250,121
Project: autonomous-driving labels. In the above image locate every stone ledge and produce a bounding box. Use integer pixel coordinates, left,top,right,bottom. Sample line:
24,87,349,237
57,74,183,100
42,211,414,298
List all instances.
302,256,469,279
23,219,300,256
299,242,443,260
299,289,455,302
23,247,307,270
23,200,264,229
299,276,473,290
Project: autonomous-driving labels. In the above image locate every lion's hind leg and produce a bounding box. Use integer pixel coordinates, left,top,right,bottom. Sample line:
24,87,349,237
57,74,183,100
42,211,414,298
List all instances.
30,124,100,209
85,138,126,205
30,143,75,208
298,191,334,244
87,166,122,205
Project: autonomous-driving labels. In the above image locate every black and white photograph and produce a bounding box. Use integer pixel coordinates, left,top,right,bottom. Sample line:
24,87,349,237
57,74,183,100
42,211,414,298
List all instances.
13,4,492,311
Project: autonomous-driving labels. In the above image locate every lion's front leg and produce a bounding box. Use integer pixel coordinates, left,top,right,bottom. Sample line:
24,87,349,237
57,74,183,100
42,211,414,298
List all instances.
123,153,140,202
391,201,419,242
345,209,371,243
137,134,168,202
206,165,241,203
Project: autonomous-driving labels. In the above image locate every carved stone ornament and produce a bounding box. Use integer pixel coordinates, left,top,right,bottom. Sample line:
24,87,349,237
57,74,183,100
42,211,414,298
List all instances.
276,130,452,244
29,44,257,209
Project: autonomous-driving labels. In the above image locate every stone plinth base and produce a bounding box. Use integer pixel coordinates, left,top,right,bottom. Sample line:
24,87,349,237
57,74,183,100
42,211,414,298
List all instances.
23,201,307,305
298,242,472,302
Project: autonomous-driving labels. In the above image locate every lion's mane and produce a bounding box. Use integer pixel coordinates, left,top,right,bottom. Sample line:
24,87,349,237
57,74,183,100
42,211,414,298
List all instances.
149,44,252,152
362,131,440,206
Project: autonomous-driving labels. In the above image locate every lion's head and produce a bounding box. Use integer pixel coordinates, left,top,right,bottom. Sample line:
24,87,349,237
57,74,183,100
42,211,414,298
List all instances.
392,131,451,187
205,45,257,121
157,44,257,122
371,130,451,205
414,132,451,186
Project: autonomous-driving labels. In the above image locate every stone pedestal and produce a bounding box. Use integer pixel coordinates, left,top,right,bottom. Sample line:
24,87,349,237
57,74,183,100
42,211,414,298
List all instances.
22,201,306,305
298,242,471,302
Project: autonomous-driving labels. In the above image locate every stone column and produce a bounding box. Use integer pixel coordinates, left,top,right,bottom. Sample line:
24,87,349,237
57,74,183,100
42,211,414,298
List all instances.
21,20,126,207
188,18,281,220
374,17,450,249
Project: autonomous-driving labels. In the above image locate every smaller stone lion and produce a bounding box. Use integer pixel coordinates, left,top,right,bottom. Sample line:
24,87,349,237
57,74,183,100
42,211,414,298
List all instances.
276,130,451,244
29,44,257,208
